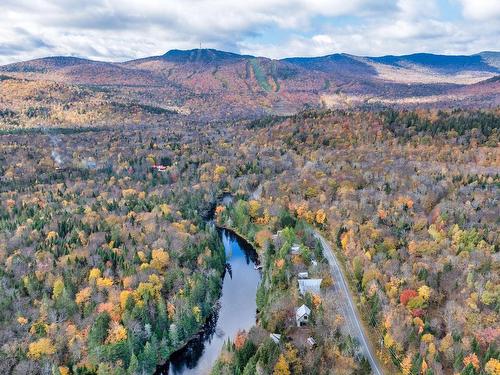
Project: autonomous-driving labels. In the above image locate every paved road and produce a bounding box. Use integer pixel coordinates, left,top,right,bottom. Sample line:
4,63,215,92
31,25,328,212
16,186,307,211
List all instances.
313,231,384,375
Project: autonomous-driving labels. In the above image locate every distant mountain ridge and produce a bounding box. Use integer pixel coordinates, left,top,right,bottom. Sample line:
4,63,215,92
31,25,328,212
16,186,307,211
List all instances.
0,49,498,126
369,53,498,72
3,49,499,73
161,48,253,64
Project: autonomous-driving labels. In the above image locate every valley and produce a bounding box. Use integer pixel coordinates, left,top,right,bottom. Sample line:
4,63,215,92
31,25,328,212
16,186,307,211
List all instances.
0,48,498,375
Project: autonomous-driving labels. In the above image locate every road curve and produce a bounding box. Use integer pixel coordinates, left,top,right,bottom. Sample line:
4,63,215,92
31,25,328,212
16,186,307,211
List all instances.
313,231,384,375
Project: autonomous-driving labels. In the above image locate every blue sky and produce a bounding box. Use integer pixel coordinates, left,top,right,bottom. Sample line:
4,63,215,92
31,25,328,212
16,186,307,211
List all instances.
0,0,499,64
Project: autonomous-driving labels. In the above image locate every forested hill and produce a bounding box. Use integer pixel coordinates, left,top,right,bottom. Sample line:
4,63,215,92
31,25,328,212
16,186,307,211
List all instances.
0,50,499,128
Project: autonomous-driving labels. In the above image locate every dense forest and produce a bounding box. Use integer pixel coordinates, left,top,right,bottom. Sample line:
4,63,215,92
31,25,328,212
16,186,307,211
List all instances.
0,108,498,374
0,124,232,374
210,109,499,375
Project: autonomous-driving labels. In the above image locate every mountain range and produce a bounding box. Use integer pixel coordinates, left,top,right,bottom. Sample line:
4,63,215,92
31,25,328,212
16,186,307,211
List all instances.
0,49,499,127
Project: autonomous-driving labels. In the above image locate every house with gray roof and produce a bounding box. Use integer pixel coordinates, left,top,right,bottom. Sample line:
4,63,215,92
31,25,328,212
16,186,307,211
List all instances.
298,279,322,295
296,304,311,327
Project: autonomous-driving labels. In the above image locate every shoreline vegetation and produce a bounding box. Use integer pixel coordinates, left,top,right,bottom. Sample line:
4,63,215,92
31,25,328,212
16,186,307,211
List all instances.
156,224,260,374
210,200,375,375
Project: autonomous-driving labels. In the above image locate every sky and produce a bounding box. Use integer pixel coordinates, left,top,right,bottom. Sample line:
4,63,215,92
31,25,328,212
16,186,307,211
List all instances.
0,0,499,64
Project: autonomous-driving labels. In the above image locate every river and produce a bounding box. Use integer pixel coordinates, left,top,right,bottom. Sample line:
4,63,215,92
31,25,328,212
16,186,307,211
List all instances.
155,228,261,375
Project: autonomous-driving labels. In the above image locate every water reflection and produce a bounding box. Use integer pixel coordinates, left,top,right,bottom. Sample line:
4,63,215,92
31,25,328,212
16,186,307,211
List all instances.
156,229,260,375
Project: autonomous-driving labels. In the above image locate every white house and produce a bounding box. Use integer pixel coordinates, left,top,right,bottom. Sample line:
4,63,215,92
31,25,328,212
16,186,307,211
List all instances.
298,279,322,295
270,333,281,344
296,304,311,327
291,243,301,255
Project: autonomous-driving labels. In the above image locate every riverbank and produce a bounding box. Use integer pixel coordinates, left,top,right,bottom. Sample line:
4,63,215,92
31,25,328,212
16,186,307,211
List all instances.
157,228,261,375
212,200,377,375
216,224,262,258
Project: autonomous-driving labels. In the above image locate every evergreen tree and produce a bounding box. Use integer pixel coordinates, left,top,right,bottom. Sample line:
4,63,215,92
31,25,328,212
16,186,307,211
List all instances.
140,341,157,373
128,353,139,375
89,312,111,346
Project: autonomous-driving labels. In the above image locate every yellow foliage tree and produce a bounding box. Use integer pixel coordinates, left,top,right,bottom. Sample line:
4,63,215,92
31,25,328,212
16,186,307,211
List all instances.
75,287,92,305
315,209,327,224
439,333,453,354
192,306,202,323
159,203,171,216
401,354,412,375
421,333,434,343
96,277,113,289
296,203,307,218
384,333,395,348
122,188,137,199
28,337,56,359
249,200,261,219
303,210,315,223
106,322,128,344
418,285,431,301
284,343,302,374
135,281,161,301
88,268,101,283
150,248,170,271
137,251,147,263
485,358,500,375
428,342,436,357
340,230,351,251
120,290,132,310
214,165,226,175
273,354,291,375
46,231,58,242
52,278,65,300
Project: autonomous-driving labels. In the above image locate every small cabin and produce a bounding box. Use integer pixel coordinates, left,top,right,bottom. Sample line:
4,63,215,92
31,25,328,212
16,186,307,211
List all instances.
298,272,309,279
296,304,311,327
270,333,281,344
306,337,317,348
298,279,322,296
291,243,301,255
152,165,167,172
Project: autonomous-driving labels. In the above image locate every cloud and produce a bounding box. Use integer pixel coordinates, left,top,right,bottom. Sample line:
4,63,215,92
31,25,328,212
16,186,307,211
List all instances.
0,0,498,64
459,0,500,20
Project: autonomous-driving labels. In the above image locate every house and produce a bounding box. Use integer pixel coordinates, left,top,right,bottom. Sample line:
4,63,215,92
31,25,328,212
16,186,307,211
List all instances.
291,243,301,255
298,272,309,279
298,279,322,295
306,337,317,348
152,164,167,172
272,230,283,241
296,304,311,327
311,260,318,267
270,333,281,344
